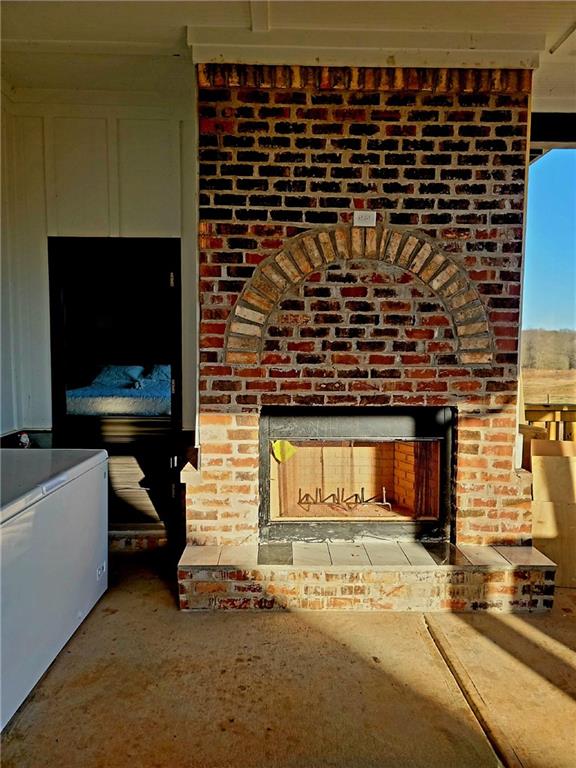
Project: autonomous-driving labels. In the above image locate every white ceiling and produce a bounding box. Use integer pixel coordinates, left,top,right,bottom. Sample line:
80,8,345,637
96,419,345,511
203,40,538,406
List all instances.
2,1,575,110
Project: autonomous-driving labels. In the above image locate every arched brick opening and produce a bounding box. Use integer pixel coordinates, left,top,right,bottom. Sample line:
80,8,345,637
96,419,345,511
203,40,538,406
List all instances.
224,225,493,366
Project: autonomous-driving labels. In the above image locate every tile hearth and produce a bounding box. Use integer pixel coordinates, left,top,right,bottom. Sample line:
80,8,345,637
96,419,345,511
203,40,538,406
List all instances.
178,543,555,613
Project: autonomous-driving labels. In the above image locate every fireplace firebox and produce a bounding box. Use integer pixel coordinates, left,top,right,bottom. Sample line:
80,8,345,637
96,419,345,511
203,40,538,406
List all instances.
259,407,453,542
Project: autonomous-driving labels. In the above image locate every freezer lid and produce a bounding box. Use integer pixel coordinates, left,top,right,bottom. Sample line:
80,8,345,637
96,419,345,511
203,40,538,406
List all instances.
0,449,108,523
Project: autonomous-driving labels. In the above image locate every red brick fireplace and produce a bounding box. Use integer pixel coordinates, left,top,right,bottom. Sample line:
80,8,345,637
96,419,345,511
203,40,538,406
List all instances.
187,63,533,553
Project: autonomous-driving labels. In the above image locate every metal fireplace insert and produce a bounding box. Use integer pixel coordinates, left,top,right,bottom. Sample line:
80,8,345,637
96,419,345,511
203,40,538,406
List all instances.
259,407,454,542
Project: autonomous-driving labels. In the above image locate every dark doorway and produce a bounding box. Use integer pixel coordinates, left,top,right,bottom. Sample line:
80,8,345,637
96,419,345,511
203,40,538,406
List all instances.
48,237,187,556
48,236,182,435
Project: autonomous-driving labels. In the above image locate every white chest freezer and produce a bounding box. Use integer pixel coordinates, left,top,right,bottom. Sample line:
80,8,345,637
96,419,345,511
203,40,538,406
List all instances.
1,448,108,730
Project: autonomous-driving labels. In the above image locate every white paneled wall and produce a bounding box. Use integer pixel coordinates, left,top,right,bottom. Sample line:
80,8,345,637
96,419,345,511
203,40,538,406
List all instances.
1,91,196,433
117,119,181,236
45,111,185,239
52,117,110,236
2,114,53,431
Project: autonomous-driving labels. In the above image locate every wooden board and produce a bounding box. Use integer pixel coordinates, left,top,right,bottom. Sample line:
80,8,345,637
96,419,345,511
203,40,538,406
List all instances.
532,456,576,502
532,439,576,457
532,501,576,588
518,425,548,471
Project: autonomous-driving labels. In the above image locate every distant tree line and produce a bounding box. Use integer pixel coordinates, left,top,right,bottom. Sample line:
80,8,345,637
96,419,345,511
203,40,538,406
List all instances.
521,329,576,370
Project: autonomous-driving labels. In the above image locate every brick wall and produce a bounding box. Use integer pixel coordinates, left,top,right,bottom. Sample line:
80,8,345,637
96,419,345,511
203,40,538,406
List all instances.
191,64,532,547
186,413,260,545
394,442,416,510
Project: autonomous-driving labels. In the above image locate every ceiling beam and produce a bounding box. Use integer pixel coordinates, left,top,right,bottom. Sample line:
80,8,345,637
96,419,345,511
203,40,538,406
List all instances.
187,27,544,53
188,47,539,70
186,26,543,68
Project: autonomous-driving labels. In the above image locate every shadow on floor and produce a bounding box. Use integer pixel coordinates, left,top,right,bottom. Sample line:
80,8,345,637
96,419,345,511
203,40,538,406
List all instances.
1,550,499,768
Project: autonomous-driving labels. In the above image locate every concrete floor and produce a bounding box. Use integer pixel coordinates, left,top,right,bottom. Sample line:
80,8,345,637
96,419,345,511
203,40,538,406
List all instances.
2,551,575,768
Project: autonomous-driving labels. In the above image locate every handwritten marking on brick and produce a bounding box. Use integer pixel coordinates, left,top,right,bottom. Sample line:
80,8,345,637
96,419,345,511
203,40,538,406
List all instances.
317,231,337,263
301,236,324,268
396,236,420,268
410,242,434,274
351,227,365,259
275,252,300,283
365,228,378,259
384,231,403,263
262,264,288,291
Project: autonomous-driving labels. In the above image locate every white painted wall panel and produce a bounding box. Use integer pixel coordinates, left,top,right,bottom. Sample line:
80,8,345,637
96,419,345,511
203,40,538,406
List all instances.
11,116,52,429
117,119,180,236
1,109,19,434
52,117,110,235
180,116,197,432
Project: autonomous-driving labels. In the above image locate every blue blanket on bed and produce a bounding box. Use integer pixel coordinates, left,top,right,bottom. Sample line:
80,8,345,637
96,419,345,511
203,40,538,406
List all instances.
67,382,170,400
66,381,171,416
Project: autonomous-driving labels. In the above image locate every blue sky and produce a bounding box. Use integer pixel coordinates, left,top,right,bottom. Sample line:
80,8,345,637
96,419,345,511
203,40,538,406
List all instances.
522,149,576,330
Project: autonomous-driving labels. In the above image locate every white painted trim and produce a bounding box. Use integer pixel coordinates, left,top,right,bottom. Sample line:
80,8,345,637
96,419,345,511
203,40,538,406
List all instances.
250,1,270,33
190,45,540,70
187,25,543,68
1,110,22,433
4,88,195,114
8,114,26,430
170,118,183,232
5,98,193,120
11,116,52,428
42,116,58,236
180,97,198,432
106,117,120,237
187,26,545,53
2,39,188,57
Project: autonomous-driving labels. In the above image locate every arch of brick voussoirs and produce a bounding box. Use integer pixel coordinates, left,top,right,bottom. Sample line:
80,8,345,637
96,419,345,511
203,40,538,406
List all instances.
223,225,494,366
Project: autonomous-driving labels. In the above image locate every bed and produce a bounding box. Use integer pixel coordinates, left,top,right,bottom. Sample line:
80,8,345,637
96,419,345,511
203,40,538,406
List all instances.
66,364,171,417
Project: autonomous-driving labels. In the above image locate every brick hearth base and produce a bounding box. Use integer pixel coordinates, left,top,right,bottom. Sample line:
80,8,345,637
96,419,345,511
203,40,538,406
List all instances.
178,543,555,612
